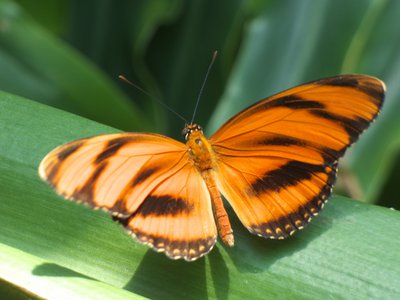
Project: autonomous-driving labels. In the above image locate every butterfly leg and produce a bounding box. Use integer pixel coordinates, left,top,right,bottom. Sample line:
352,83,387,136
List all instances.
202,170,234,247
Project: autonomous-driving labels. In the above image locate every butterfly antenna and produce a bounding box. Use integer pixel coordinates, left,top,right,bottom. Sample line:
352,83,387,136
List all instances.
190,50,218,124
118,75,188,123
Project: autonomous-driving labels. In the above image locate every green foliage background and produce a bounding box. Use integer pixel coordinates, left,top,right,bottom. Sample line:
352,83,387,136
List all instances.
0,0,399,299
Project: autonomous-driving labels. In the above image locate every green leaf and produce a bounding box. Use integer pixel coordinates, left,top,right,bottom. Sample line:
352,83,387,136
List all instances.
345,0,400,203
145,0,246,136
0,0,149,131
13,0,69,35
0,244,145,300
1,91,400,299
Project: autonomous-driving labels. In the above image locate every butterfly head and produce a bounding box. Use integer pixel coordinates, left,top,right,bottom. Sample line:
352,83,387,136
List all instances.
182,123,203,140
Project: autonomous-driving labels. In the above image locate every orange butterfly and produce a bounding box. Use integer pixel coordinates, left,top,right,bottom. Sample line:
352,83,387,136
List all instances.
39,74,385,261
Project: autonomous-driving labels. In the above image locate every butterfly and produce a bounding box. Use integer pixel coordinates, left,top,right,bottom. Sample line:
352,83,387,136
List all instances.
39,74,385,261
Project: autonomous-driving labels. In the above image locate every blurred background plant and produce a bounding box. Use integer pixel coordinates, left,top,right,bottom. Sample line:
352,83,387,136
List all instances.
0,0,399,299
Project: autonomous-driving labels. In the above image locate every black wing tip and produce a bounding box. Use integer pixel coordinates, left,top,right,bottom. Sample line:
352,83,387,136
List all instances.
316,74,386,105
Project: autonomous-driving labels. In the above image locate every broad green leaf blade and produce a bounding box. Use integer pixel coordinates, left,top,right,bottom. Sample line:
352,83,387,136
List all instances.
0,0,148,131
1,91,400,299
0,243,144,300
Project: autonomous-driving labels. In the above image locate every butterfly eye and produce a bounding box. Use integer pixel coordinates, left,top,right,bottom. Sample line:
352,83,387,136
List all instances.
182,128,190,140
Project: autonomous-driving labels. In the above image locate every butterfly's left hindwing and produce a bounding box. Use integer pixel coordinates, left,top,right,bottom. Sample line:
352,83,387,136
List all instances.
210,75,385,239
39,133,217,261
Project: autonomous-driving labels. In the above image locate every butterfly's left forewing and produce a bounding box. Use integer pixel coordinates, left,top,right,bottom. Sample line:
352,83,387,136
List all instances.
39,133,217,261
210,75,385,239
